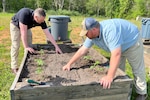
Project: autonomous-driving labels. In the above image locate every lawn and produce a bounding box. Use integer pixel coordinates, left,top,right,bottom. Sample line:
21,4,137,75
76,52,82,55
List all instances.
0,13,149,100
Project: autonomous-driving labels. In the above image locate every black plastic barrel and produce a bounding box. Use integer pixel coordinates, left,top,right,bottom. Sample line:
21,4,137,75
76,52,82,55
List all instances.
48,15,71,41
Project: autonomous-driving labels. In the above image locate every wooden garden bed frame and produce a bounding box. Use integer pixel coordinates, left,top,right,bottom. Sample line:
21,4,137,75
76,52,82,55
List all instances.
10,44,133,100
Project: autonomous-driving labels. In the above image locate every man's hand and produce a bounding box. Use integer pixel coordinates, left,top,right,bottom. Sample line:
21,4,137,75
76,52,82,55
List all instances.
25,47,35,53
100,75,113,89
55,46,63,54
63,64,71,71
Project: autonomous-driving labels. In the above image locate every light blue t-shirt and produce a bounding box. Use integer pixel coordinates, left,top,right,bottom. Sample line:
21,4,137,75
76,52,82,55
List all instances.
83,19,139,52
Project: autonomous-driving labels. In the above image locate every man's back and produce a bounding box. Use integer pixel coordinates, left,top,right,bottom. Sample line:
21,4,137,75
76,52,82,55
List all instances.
99,18,139,52
11,8,47,29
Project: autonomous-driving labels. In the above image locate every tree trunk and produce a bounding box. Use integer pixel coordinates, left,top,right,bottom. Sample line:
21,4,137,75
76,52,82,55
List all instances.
53,0,64,10
2,0,6,12
54,0,58,10
36,0,40,8
68,0,71,11
58,0,64,10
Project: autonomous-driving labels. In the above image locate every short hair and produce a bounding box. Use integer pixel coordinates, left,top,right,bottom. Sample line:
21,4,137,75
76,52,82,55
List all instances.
34,8,46,17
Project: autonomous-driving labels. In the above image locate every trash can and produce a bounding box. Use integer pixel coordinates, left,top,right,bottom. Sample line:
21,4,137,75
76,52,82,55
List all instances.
141,18,150,40
48,15,71,41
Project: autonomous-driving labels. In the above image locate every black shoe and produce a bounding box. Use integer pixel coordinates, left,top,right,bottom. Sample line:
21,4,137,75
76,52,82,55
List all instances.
135,94,147,100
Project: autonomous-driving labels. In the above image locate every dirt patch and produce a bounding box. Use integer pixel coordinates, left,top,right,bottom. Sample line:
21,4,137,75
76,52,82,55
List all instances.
0,30,10,43
15,44,126,89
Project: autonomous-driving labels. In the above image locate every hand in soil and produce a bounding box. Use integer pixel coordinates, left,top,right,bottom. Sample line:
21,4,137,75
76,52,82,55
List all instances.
55,47,63,54
100,75,113,89
26,47,35,54
62,64,71,71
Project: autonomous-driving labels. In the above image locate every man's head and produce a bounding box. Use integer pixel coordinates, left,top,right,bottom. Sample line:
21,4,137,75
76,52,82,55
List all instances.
80,18,100,39
34,8,46,24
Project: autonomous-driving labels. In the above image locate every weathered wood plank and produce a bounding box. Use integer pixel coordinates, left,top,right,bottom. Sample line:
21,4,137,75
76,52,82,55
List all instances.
10,50,28,100
69,93,128,100
14,81,132,100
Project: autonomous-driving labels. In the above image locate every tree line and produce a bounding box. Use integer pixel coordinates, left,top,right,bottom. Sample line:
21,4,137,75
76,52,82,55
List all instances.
1,0,150,19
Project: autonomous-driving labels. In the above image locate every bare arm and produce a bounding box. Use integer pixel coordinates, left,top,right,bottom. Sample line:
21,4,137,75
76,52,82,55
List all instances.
43,28,62,53
63,45,89,71
19,22,35,53
100,47,121,89
108,47,121,77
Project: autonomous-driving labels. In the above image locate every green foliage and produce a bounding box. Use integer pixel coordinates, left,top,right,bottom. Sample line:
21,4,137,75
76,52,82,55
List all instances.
130,0,148,18
40,49,44,55
0,26,4,31
35,66,42,74
57,9,81,16
34,59,44,66
34,58,43,74
47,10,57,15
34,49,44,74
0,8,2,12
90,60,105,72
86,0,104,16
83,55,91,60
47,9,81,16
90,60,101,69
1,0,150,18
104,0,118,18
94,60,101,66
67,30,72,39
118,0,134,18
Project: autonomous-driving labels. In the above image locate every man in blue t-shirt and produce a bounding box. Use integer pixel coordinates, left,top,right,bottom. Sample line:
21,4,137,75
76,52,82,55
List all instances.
63,18,147,100
10,8,62,74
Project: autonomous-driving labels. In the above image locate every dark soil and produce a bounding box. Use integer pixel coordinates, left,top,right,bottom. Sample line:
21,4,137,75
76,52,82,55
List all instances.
16,44,123,89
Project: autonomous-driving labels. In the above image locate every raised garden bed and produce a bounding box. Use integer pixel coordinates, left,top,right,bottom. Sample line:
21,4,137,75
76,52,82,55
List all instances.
10,43,133,100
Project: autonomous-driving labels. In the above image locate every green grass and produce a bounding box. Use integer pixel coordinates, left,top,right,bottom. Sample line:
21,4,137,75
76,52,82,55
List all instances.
0,13,24,100
0,12,149,100
0,36,12,100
